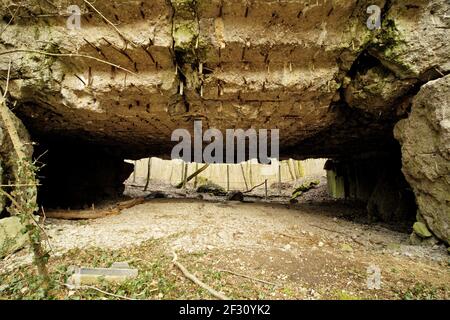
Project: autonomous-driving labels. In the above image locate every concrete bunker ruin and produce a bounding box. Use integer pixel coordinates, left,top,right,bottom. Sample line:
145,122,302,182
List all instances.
0,0,449,245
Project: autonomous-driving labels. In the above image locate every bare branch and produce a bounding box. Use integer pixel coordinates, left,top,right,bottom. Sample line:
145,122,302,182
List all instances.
0,49,136,75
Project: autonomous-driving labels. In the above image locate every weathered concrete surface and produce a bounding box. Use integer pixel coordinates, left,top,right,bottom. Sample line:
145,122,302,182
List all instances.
394,75,450,245
0,216,28,258
0,0,448,159
67,262,138,286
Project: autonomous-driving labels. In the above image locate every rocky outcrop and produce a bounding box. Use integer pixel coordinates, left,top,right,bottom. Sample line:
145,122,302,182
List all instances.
394,75,450,244
0,216,28,258
0,0,448,160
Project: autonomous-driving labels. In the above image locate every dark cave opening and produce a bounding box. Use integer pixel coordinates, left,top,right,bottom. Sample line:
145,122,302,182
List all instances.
30,133,417,231
34,140,133,209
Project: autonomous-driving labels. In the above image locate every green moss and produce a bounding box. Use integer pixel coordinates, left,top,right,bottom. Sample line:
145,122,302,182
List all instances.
173,21,198,51
291,180,320,200
370,19,417,78
171,0,197,19
336,290,360,300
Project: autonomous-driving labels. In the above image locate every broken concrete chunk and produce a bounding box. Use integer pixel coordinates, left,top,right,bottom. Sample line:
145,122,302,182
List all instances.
67,262,138,286
0,217,28,259
196,182,226,196
413,222,433,239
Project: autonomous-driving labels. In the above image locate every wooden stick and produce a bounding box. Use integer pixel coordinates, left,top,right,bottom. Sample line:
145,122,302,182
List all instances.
264,179,268,200
144,157,152,191
176,163,210,188
0,49,136,74
287,159,295,181
242,180,266,194
182,163,188,189
240,163,249,191
290,159,298,180
172,251,230,300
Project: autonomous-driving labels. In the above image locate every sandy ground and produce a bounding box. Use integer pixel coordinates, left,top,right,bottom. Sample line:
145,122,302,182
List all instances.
1,184,449,299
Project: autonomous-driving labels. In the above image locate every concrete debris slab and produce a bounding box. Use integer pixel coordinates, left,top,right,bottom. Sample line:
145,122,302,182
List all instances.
67,262,138,286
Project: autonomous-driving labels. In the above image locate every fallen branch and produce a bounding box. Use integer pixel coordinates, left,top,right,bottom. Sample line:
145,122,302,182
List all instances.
175,163,210,188
242,180,267,194
115,197,145,210
172,250,230,300
42,197,145,220
0,49,136,75
41,208,120,220
218,269,277,287
144,157,152,191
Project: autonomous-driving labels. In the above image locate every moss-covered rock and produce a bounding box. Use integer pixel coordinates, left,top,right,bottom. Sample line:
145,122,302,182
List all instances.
395,75,450,245
291,181,319,200
413,222,433,239
0,217,28,258
197,182,226,196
